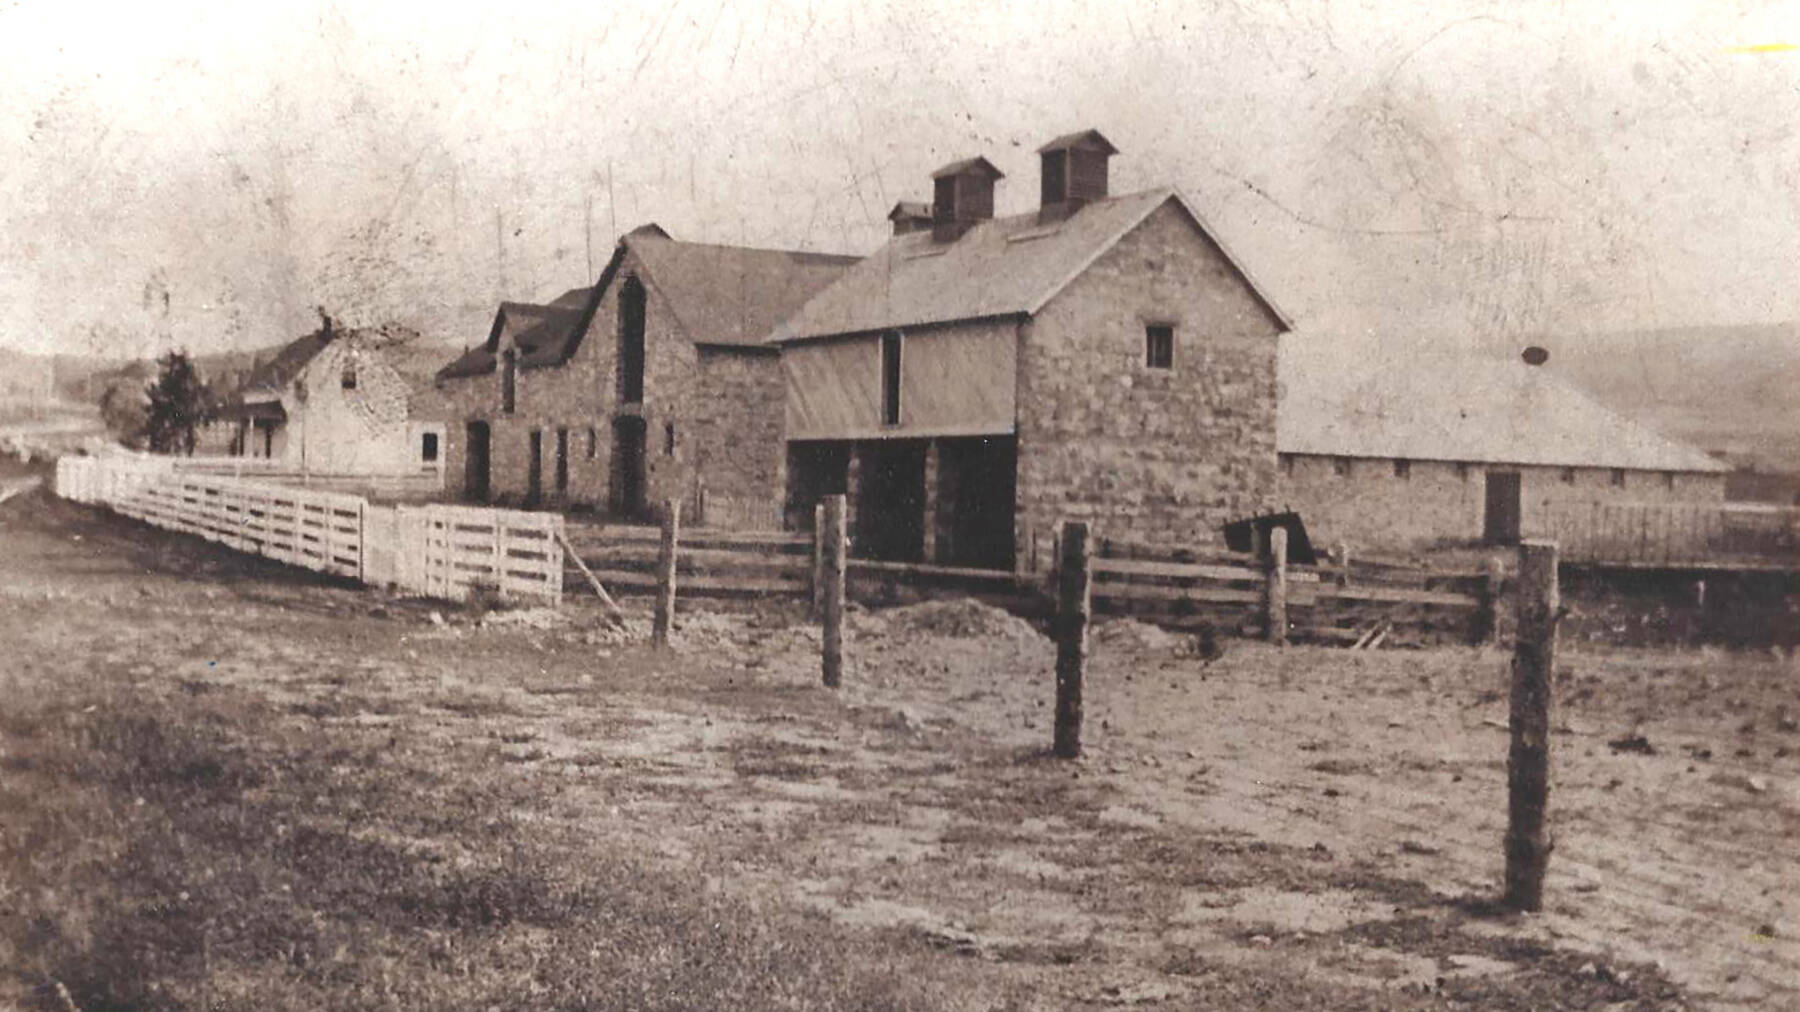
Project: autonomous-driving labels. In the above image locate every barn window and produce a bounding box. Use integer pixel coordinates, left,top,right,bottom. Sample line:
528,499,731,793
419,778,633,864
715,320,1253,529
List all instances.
502,350,517,414
1144,324,1175,370
586,426,598,459
556,427,570,492
663,421,676,457
341,362,357,390
1456,462,1471,482
1561,468,1576,484
1393,458,1411,479
617,276,647,404
880,332,903,426
1333,457,1351,478
1663,471,1676,490
1279,454,1294,476
420,432,439,463
1610,468,1626,488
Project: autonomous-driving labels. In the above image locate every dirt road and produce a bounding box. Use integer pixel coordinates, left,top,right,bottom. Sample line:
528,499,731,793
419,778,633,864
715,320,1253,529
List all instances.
4,485,1795,1008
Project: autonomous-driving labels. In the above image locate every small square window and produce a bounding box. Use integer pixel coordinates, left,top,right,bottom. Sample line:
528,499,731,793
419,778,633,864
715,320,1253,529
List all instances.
1663,471,1676,490
1333,457,1351,478
341,363,357,390
1280,455,1294,476
1610,469,1627,488
1456,462,1471,482
1393,459,1410,479
1561,468,1576,485
420,432,439,463
1145,324,1174,370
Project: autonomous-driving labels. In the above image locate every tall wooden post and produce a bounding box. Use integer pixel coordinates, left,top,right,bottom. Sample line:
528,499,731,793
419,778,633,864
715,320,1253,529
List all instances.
1505,539,1559,911
820,495,846,688
1336,541,1352,587
1053,521,1092,759
1264,526,1289,645
652,498,680,648
1480,556,1505,646
811,501,826,618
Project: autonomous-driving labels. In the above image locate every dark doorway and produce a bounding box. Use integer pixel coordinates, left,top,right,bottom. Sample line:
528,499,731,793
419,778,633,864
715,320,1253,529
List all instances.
617,277,646,404
1484,470,1522,544
464,420,491,502
526,429,543,507
855,440,927,562
934,436,1017,569
786,441,852,530
610,415,648,519
255,418,276,459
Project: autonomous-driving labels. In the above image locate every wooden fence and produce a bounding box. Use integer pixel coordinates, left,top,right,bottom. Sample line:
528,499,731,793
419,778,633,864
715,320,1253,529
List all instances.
55,454,560,604
172,456,445,501
1089,536,1497,646
1539,499,1800,569
564,522,812,597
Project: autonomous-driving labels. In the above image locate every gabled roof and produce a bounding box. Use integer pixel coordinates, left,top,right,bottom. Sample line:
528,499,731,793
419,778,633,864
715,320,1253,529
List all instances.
931,156,1004,180
1277,341,1728,473
234,332,332,395
770,187,1293,343
623,235,860,349
1038,129,1118,155
436,289,589,379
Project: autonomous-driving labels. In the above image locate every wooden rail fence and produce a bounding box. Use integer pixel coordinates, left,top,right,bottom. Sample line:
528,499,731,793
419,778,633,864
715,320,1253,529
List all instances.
1540,499,1800,569
55,455,560,604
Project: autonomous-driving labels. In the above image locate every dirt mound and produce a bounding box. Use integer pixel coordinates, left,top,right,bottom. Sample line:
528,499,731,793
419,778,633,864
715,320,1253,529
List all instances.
1093,618,1184,652
869,598,1044,643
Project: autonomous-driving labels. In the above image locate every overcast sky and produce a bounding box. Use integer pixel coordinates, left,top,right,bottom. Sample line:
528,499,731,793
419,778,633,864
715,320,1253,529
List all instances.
2,0,1797,359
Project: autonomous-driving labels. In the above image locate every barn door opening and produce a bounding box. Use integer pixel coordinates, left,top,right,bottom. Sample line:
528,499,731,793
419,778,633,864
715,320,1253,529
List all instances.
610,415,648,520
1484,470,1522,544
855,440,927,562
465,420,491,503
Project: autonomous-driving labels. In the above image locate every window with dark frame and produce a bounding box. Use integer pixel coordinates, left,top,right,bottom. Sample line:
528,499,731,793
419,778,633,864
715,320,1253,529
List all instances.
502,350,516,414
1393,458,1410,479
1610,468,1626,488
421,432,439,463
1145,324,1174,370
555,427,569,492
341,362,357,390
586,426,597,459
663,421,676,457
880,332,903,426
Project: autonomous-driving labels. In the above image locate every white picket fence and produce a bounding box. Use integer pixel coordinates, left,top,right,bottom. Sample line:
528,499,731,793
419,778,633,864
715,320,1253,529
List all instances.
55,455,562,604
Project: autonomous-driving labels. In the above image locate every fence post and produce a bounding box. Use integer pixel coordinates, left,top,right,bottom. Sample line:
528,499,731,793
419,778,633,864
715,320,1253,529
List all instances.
1480,555,1505,646
1504,539,1559,912
820,494,846,688
1336,541,1352,587
652,498,681,648
1053,521,1091,759
1264,526,1288,645
812,501,826,618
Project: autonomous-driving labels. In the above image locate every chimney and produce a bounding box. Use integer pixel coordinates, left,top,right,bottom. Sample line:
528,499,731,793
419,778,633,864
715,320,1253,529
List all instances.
929,157,1004,242
887,201,933,236
1038,129,1118,222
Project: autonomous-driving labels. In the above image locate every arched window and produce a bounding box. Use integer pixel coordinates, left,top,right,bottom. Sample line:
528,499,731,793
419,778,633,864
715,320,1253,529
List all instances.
617,276,646,404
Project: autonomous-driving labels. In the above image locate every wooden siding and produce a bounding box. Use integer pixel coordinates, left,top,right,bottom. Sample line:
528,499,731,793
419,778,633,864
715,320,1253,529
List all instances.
783,320,1018,440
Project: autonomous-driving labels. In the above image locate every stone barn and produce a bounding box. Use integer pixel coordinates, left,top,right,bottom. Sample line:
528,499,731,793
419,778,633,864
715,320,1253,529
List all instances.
433,225,856,519
207,326,445,476
1275,342,1729,552
772,130,1293,571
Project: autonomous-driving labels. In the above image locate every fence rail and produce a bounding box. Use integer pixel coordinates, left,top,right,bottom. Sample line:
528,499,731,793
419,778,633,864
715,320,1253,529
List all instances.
1540,499,1800,569
1088,535,1494,646
55,454,560,604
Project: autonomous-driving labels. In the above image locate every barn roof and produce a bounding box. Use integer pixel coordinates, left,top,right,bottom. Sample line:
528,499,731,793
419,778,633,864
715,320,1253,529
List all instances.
436,291,589,379
1277,341,1728,473
769,186,1293,343
436,233,857,381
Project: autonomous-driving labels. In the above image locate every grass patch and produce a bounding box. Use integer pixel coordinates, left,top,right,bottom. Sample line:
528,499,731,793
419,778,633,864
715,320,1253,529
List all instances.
0,685,1017,1011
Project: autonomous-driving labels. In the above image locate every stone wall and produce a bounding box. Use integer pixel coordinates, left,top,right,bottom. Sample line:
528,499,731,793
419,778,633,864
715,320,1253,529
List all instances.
1277,453,1728,552
1013,198,1284,562
420,245,787,519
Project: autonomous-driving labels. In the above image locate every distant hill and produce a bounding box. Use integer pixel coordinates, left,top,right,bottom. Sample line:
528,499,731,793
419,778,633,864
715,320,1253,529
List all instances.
1546,323,1800,475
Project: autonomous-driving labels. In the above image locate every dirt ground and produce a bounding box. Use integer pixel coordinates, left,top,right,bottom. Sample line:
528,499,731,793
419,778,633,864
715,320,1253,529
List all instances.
3,483,1797,1009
